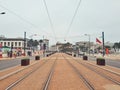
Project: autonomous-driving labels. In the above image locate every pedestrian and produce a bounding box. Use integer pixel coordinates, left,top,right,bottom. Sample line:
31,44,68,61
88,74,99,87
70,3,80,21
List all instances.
14,51,17,58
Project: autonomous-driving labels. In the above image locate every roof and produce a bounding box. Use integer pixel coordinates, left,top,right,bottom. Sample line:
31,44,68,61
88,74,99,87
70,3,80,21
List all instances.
0,38,25,41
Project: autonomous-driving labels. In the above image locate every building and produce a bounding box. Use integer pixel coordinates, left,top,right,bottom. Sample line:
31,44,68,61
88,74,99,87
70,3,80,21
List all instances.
0,37,28,57
75,41,94,53
39,39,49,51
0,37,27,49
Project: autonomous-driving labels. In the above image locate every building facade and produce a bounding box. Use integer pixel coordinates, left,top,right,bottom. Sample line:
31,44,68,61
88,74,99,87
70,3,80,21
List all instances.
0,37,27,49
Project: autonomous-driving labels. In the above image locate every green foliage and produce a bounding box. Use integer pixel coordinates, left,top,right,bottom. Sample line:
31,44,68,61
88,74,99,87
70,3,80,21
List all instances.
97,57,105,60
60,42,73,52
27,39,39,47
113,42,120,49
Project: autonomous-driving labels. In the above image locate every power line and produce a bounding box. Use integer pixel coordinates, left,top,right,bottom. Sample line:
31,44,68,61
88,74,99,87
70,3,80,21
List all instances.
43,0,57,42
0,3,53,37
64,0,82,41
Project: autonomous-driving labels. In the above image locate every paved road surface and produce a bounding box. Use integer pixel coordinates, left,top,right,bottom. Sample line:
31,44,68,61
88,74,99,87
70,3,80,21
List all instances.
0,55,120,71
0,56,35,70
89,56,120,68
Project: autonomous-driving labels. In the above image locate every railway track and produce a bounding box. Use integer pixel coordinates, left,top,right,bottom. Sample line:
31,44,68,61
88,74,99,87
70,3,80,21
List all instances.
1,53,120,90
66,54,120,85
42,57,57,90
75,59,120,85
5,55,57,90
0,56,53,90
0,61,38,80
63,54,95,90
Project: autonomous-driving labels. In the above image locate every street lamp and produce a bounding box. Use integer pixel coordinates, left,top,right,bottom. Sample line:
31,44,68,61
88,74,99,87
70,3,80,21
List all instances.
24,32,26,56
84,34,90,55
0,12,5,14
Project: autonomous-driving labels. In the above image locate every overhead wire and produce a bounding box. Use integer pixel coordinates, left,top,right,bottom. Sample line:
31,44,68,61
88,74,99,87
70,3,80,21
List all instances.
64,0,82,41
0,3,54,37
43,0,57,42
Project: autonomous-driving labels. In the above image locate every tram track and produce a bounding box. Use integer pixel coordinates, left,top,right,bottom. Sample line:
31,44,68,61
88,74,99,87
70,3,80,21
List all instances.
63,53,120,89
75,59,120,85
0,61,37,80
0,56,53,90
1,53,120,90
5,55,57,90
42,57,57,90
62,54,95,90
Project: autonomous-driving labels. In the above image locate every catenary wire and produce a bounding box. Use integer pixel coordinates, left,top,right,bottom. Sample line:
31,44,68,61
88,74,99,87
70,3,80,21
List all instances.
0,3,54,37
64,0,82,41
43,0,57,42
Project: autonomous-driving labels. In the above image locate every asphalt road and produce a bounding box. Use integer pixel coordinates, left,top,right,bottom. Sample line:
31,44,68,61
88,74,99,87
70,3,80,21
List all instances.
89,56,120,68
0,55,119,71
0,56,35,71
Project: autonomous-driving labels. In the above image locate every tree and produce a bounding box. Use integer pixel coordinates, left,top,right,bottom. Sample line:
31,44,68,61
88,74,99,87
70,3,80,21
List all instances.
27,39,34,47
39,39,43,43
27,39,39,47
33,40,39,47
113,42,120,52
60,42,73,52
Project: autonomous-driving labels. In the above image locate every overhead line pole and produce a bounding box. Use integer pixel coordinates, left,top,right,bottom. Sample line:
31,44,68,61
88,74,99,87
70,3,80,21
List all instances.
102,32,105,57
24,32,26,56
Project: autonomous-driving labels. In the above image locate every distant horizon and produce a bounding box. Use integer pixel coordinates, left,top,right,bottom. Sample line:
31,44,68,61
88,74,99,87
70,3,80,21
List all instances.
0,34,119,46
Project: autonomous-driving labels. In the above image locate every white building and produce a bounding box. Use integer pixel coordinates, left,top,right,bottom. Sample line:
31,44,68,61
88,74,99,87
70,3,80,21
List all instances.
0,37,27,51
39,39,49,51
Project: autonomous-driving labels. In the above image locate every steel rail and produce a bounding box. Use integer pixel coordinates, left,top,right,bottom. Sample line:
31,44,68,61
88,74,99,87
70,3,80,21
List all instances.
0,61,38,81
5,57,53,90
68,55,120,85
42,57,57,90
80,60,120,76
62,54,95,90
76,60,120,85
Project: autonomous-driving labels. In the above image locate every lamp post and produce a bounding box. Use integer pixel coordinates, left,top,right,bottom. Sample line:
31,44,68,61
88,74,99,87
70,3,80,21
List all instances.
24,32,26,56
102,32,105,57
0,12,5,14
0,12,5,58
85,34,90,55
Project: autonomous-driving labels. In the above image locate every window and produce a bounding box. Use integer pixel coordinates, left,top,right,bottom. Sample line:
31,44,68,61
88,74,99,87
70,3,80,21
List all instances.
8,42,10,46
4,42,6,46
15,42,17,46
11,42,14,46
19,42,21,46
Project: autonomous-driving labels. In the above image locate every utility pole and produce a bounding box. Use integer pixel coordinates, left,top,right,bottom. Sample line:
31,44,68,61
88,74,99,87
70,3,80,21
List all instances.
88,35,90,55
85,34,91,55
24,32,26,56
102,32,105,57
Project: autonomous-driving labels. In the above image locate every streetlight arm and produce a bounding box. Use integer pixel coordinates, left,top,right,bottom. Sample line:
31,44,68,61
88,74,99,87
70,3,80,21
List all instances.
0,12,5,14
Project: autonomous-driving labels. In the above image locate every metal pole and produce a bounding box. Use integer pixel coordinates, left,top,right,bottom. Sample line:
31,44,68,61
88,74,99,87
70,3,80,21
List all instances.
85,34,90,55
24,32,26,56
102,32,105,57
89,35,90,55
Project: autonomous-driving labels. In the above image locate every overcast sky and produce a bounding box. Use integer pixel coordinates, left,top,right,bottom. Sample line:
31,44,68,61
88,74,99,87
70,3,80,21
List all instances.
0,0,120,45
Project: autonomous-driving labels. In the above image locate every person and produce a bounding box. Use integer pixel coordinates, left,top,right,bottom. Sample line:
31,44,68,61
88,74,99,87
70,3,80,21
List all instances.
10,51,12,58
14,51,17,58
7,51,10,57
